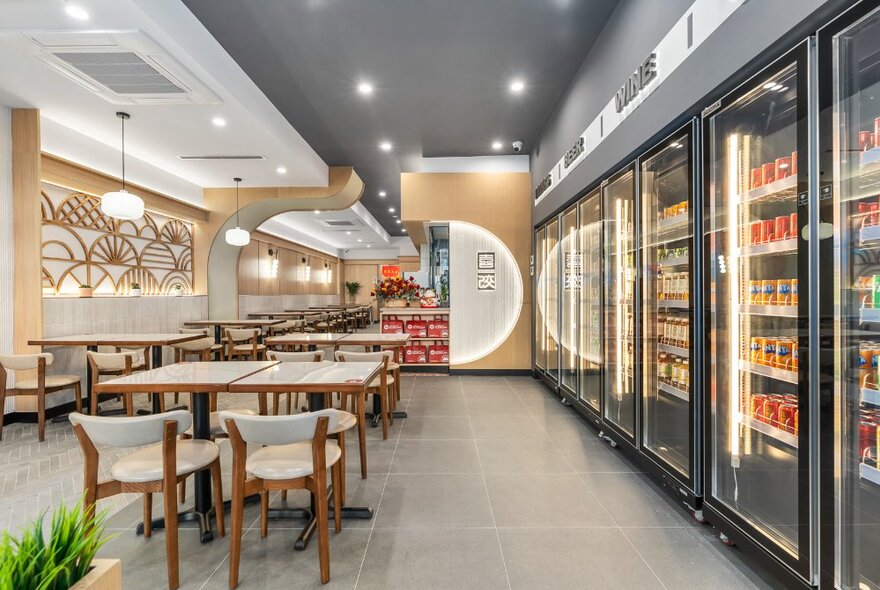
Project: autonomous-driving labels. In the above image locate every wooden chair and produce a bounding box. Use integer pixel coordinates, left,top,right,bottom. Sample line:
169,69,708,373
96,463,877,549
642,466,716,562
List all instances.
70,410,225,590
266,350,325,414
0,353,81,442
86,351,155,415
220,409,350,587
224,328,266,360
178,328,223,359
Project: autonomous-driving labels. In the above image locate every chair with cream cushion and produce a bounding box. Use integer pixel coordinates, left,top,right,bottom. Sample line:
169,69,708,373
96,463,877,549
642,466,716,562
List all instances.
177,329,224,359
220,409,351,587
69,410,224,590
266,350,325,414
0,353,81,442
268,319,301,338
87,351,154,416
224,328,266,361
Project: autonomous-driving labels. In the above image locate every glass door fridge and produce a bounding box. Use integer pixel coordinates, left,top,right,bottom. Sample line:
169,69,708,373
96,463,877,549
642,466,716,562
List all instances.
579,188,603,415
641,121,697,487
823,4,880,588
603,165,637,441
534,225,547,375
704,42,812,582
560,205,579,396
546,218,560,383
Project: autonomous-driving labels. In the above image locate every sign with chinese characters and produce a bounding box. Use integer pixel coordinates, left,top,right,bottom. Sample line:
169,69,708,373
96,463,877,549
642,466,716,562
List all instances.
381,265,401,279
477,252,495,270
564,251,582,291
477,272,496,291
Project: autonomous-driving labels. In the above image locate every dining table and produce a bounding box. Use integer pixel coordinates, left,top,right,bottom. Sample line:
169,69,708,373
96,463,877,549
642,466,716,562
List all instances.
338,332,411,423
93,360,278,543
264,332,349,351
182,319,284,345
247,311,323,320
29,333,204,415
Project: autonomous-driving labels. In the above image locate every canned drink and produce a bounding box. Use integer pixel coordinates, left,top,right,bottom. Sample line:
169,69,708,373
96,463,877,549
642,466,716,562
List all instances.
751,394,767,420
791,341,799,370
750,337,762,363
862,130,875,152
861,346,874,387
762,280,776,305
775,340,792,369
761,219,775,243
750,221,762,245
793,408,799,435
791,151,798,175
777,279,791,305
751,168,763,190
763,339,777,367
861,421,877,460
874,274,880,309
871,203,880,226
762,162,776,186
764,399,781,427
775,215,790,241
776,156,792,179
790,212,798,235
749,280,762,304
779,403,797,433
791,279,798,304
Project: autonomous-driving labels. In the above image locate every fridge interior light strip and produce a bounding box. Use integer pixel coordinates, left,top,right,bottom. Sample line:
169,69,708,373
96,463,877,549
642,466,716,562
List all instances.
616,197,624,402
728,132,742,467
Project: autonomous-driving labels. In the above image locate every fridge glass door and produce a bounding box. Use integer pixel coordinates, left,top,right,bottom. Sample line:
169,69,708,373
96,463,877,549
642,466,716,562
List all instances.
561,206,579,393
579,189,602,412
603,169,636,437
535,226,546,372
832,8,880,588
707,61,801,557
546,218,560,380
642,130,693,478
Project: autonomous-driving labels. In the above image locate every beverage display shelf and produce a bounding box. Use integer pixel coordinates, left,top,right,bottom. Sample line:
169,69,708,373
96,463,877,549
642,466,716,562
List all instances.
740,238,798,257
657,299,689,309
862,387,880,406
582,352,602,364
738,174,798,206
658,381,689,402
658,343,689,357
407,337,449,341
740,304,798,317
738,413,799,448
860,462,880,486
860,307,880,324
658,256,689,267
740,360,798,384
860,224,880,245
860,146,880,169
657,213,689,235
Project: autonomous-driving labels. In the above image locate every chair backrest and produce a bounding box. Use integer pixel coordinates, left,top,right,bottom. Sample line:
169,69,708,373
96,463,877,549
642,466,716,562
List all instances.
268,350,325,362
219,408,348,446
226,328,260,342
174,336,217,352
69,410,191,447
87,351,137,371
0,352,54,371
180,327,209,335
335,350,392,366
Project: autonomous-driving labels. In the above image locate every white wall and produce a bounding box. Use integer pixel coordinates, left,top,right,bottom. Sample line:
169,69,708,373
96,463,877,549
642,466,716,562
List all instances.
0,105,12,412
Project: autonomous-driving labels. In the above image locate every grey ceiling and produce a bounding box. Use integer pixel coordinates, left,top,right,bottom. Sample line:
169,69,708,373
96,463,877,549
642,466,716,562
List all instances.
183,0,619,234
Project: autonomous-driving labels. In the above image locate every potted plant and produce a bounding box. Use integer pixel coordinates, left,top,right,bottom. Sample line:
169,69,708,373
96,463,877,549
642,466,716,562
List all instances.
0,497,119,590
77,284,93,298
371,276,421,308
169,283,184,297
129,282,141,297
344,281,361,303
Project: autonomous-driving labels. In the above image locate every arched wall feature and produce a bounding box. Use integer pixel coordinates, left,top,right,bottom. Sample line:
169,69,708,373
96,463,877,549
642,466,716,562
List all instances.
449,221,524,365
202,166,364,318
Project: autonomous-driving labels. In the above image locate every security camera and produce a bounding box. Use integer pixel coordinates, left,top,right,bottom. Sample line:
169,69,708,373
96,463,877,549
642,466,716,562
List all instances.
512,140,524,153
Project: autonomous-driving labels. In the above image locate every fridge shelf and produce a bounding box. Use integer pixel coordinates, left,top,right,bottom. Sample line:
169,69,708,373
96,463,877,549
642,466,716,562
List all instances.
658,256,689,267
582,352,602,364
859,147,880,169
860,224,880,246
860,307,880,324
657,299,689,309
860,462,880,486
658,343,689,357
658,381,689,401
738,175,798,205
862,388,880,406
657,213,689,236
740,238,798,257
740,304,798,317
740,360,799,384
738,413,799,448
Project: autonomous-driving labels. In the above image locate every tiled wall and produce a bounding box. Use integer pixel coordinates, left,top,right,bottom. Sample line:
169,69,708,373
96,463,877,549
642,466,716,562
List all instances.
238,294,340,317
6,295,208,413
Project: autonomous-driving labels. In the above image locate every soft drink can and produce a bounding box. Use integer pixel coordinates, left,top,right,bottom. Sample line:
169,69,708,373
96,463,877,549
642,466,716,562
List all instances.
861,346,874,387
775,340,791,368
779,403,797,433
871,203,880,226
873,275,880,309
761,219,775,243
861,421,877,459
762,162,776,186
775,215,790,241
776,156,792,179
762,280,776,305
777,279,791,305
764,399,781,427
862,130,875,152
751,394,767,420
763,339,777,367
749,280,762,304
793,408,799,435
751,168,763,190
790,212,798,235
750,221,762,245
791,151,798,174
791,341,799,370
750,337,762,362
791,279,798,304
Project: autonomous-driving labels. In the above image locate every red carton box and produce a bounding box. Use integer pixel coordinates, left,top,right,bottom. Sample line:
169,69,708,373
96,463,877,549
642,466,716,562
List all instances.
428,345,449,364
404,345,427,364
405,320,427,337
427,320,449,338
381,319,404,334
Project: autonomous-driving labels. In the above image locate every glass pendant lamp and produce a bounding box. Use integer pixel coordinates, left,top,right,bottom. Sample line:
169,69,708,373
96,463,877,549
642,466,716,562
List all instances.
225,177,250,246
100,112,145,220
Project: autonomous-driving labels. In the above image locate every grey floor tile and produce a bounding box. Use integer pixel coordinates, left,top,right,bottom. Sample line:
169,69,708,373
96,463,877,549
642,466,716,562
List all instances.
399,416,473,440
356,528,508,590
499,527,664,590
554,436,643,473
404,395,469,416
465,398,533,417
476,438,573,474
375,474,493,528
390,439,481,474
580,472,691,527
519,394,581,417
485,472,614,528
469,415,549,439
534,414,595,439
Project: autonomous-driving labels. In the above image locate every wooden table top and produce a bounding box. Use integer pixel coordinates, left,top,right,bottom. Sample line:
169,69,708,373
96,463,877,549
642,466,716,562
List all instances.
183,319,284,327
264,332,349,346
30,333,203,347
248,311,323,318
228,361,381,393
94,361,279,393
339,333,412,346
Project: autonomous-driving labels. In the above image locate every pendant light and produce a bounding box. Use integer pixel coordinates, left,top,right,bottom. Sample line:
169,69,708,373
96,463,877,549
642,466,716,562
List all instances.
225,177,250,246
100,112,144,220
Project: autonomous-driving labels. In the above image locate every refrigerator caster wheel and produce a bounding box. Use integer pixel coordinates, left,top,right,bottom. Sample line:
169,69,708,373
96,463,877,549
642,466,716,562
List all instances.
609,440,618,448
560,397,572,406
692,510,706,524
719,532,734,546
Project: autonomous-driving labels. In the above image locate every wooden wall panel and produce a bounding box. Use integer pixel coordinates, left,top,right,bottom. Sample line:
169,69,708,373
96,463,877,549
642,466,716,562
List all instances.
257,241,280,296
12,109,41,355
236,234,342,298
237,241,259,296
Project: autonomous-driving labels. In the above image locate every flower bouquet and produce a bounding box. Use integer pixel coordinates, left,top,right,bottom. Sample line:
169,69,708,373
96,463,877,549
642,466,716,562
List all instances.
372,276,421,308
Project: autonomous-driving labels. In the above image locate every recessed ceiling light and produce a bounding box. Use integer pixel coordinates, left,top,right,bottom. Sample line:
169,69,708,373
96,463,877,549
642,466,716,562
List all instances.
357,239,362,243
65,4,89,20
402,228,407,233
492,140,503,150
379,141,393,151
367,244,371,248
378,190,387,197
276,166,287,174
212,117,226,127
313,210,320,214
389,207,395,213
509,79,525,93
357,81,374,95
346,231,352,235
395,219,401,224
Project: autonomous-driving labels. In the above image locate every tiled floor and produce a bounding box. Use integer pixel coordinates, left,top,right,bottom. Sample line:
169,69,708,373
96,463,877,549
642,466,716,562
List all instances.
3,374,786,589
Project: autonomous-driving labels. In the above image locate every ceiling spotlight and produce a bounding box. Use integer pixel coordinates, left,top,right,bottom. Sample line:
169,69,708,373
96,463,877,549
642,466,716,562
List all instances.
395,219,401,224
357,239,363,243
378,190,387,197
379,141,393,151
276,166,287,174
313,210,320,214
346,231,352,235
65,4,89,20
763,82,777,90
389,207,395,213
366,245,371,248
509,79,525,93
357,81,374,95
402,228,407,233
492,140,503,150
212,117,226,127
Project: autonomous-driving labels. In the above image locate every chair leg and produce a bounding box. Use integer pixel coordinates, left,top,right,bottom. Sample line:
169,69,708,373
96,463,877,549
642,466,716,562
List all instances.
163,477,180,589
272,393,280,415
90,385,99,416
143,493,153,537
357,395,367,479
229,473,245,589
37,390,46,442
260,490,269,538
313,481,331,584
211,461,225,537
331,461,342,533
337,431,347,506
281,489,288,502
178,479,186,504
380,390,389,440
124,393,134,416
0,387,5,440
74,382,82,413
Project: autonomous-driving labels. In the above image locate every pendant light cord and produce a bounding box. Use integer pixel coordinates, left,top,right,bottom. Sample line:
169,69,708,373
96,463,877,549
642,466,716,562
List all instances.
235,179,240,226
120,115,126,191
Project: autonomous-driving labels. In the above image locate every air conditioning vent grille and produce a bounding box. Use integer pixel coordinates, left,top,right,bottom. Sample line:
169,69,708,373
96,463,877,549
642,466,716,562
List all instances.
323,220,356,227
54,51,185,94
177,155,266,161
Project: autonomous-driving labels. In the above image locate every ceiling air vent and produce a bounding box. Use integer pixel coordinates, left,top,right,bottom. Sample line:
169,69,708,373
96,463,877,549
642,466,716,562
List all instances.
177,155,266,161
54,52,185,95
316,219,365,231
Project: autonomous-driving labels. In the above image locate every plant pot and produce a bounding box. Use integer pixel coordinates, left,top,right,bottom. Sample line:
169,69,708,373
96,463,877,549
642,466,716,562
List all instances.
170,288,183,297
384,299,407,308
130,288,142,297
70,558,122,590
78,287,93,298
